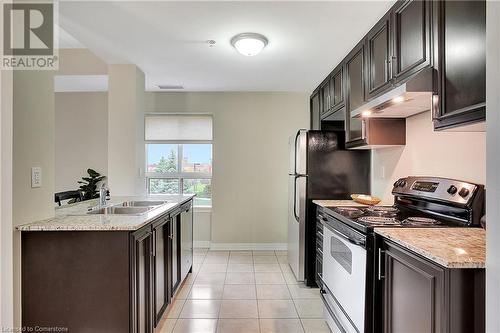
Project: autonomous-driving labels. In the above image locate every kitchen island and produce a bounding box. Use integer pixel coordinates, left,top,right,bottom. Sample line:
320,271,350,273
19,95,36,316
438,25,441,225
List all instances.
19,195,194,333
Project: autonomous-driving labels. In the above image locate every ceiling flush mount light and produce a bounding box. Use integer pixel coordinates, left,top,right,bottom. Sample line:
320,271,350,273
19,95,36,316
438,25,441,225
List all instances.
361,110,372,117
231,33,268,56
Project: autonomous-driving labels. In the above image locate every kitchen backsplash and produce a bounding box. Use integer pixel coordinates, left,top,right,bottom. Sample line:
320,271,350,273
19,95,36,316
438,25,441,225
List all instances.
372,111,486,203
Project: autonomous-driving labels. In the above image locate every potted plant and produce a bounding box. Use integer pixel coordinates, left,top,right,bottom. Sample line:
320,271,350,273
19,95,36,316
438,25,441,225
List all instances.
77,168,106,201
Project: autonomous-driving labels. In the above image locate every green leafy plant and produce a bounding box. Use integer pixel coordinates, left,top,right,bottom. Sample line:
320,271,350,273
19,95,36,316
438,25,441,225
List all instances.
77,169,106,201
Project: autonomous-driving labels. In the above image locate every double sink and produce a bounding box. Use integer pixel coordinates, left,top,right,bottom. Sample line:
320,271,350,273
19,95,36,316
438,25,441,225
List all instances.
87,200,168,215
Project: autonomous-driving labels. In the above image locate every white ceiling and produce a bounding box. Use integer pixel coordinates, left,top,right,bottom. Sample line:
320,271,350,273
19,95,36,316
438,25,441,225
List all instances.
59,1,395,92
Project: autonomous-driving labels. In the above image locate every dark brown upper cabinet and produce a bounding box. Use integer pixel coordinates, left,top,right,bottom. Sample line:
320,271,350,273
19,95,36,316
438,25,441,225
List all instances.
391,0,432,84
432,0,486,130
320,79,331,116
329,63,345,112
366,12,393,100
345,41,366,144
310,91,321,130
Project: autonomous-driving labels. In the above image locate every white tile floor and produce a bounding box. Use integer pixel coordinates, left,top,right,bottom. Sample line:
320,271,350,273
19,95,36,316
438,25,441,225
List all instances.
155,249,330,333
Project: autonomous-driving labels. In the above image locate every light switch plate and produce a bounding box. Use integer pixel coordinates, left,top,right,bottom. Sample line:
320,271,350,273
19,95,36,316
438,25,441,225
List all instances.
31,167,42,188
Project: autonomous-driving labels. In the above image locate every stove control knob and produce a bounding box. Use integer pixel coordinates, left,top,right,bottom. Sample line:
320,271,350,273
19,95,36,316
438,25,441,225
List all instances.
459,188,470,198
447,185,458,195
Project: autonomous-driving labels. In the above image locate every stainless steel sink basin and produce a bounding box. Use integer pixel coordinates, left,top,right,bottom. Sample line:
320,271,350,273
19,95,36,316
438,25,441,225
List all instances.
87,206,150,215
120,200,167,207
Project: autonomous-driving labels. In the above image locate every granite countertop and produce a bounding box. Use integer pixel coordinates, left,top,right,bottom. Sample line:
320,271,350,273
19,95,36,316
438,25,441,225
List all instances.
17,195,195,231
375,228,485,269
313,199,393,207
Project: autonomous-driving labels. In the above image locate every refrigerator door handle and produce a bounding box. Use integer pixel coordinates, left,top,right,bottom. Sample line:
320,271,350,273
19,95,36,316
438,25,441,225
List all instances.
294,129,307,175
293,174,308,222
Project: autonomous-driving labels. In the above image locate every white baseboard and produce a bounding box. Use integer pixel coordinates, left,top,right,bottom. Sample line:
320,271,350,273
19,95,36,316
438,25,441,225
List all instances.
209,243,287,251
194,241,211,248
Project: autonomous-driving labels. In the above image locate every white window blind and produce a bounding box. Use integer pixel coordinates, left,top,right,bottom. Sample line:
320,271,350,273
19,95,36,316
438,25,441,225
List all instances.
145,115,213,141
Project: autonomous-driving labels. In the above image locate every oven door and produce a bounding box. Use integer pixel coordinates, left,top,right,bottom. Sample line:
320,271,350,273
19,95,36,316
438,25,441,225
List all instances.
322,222,367,333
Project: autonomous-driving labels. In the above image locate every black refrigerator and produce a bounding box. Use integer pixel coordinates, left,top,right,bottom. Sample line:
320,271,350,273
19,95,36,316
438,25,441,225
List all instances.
287,129,371,286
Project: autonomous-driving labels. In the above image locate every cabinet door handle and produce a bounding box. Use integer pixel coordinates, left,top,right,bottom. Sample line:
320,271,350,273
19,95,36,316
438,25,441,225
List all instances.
386,59,391,81
152,230,156,257
391,55,397,77
432,95,440,120
378,248,385,280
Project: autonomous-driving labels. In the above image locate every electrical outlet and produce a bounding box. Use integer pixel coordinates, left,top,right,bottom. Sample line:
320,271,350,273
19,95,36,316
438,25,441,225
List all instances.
31,167,42,188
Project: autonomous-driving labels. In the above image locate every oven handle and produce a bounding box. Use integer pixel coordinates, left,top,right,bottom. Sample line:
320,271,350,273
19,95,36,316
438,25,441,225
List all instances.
325,222,366,247
320,289,347,333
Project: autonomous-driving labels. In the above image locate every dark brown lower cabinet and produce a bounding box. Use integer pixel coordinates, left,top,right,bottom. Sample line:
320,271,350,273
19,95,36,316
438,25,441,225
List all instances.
170,210,181,296
22,199,194,333
152,216,170,326
377,237,485,333
131,226,154,333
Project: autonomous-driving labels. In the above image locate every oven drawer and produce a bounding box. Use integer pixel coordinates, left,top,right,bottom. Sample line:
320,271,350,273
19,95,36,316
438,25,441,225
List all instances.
321,284,360,333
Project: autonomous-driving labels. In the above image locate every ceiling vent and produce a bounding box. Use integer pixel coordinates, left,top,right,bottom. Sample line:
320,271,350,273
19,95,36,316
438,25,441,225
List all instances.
157,84,184,90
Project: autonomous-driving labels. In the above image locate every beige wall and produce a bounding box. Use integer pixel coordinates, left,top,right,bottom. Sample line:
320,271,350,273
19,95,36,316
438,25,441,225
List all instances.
108,65,145,196
145,92,309,246
1,68,13,328
55,92,108,192
372,111,486,202
57,49,108,75
12,71,55,326
193,210,212,247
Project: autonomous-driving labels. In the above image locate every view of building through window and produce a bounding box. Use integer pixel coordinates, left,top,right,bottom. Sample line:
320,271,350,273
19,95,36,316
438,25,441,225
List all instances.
146,143,212,206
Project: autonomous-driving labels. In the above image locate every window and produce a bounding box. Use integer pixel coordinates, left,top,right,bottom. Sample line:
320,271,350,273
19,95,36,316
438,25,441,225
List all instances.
145,115,213,207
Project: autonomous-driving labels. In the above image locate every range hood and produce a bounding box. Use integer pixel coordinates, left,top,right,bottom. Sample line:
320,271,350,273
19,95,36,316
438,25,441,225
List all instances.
351,68,435,119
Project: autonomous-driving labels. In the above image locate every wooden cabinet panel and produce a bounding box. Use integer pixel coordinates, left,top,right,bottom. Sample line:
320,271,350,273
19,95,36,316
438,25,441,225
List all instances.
366,12,392,99
132,226,154,333
392,0,432,83
378,238,485,333
152,217,170,325
330,64,345,111
170,212,181,296
320,80,331,115
310,92,321,130
345,41,365,143
333,70,343,107
383,244,444,332
22,232,131,333
433,0,486,130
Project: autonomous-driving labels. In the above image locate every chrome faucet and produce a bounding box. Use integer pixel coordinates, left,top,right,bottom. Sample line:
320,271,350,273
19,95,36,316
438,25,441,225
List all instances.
98,183,108,208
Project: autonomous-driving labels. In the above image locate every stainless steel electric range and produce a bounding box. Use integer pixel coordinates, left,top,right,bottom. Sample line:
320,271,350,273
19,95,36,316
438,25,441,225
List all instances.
317,176,485,333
